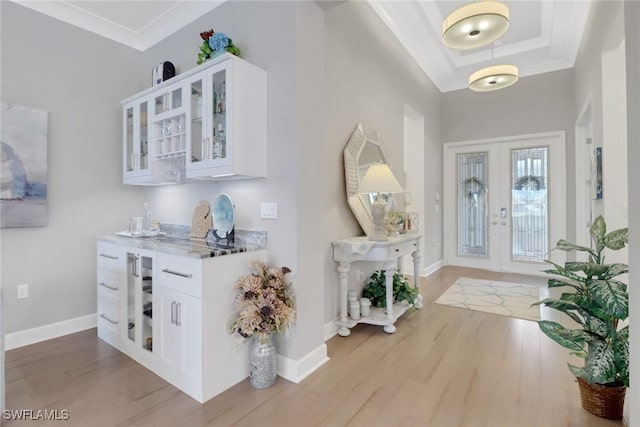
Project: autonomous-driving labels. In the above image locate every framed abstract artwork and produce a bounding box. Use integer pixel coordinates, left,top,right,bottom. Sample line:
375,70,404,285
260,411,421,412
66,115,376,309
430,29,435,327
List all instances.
1,103,49,228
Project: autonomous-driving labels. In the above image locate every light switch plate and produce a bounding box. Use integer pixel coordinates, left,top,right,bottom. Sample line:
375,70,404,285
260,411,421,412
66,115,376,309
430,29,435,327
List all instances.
17,284,28,299
260,202,278,219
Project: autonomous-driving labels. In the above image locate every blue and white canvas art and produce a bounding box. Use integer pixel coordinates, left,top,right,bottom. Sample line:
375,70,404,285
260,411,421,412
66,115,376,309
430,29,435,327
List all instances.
1,103,48,228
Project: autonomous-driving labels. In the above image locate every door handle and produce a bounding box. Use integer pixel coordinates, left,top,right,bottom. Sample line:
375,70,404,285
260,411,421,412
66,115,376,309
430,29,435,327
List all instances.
171,301,176,325
99,314,118,325
176,303,181,326
98,282,119,291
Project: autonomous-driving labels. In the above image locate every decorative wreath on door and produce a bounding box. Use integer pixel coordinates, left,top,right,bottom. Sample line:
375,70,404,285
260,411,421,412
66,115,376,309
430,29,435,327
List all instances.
464,177,484,198
463,177,485,207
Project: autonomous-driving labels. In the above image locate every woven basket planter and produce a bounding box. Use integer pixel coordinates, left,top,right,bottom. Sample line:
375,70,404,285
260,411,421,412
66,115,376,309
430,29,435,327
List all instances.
577,377,626,420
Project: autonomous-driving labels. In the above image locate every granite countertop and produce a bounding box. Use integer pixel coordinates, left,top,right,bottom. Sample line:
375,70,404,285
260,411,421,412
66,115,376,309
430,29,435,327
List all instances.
97,226,267,259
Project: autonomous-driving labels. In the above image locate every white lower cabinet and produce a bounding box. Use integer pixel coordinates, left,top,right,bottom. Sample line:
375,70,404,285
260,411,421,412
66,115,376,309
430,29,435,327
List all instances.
96,239,266,403
154,285,202,399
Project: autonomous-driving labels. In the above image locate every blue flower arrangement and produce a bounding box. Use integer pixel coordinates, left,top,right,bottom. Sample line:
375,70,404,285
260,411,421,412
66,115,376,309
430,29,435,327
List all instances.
197,29,240,65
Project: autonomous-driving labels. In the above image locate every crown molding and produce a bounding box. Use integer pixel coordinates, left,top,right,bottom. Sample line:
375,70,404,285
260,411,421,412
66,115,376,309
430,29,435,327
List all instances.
11,0,225,51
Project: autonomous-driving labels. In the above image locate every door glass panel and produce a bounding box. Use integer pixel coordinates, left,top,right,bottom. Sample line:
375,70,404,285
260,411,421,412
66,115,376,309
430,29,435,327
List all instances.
139,101,148,170
211,69,227,160
511,147,548,262
457,152,488,257
125,107,134,172
190,79,204,164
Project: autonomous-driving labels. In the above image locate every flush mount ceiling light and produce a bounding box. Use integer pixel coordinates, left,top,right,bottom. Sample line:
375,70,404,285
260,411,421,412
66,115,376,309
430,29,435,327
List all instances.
468,64,519,92
442,1,510,50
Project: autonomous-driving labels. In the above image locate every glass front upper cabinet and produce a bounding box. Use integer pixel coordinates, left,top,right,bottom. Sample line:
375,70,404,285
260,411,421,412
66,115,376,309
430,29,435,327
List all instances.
186,63,229,173
123,98,149,181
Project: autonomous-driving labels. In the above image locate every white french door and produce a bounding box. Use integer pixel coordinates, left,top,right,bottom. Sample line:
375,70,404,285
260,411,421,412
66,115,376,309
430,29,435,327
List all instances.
443,132,566,275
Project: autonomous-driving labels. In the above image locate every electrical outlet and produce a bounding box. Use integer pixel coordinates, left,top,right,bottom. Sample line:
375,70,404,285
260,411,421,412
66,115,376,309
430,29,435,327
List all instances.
356,270,365,282
433,240,440,248
17,284,29,299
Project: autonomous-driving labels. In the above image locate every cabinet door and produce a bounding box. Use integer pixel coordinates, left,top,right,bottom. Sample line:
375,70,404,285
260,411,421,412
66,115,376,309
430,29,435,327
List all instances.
124,250,155,366
186,61,231,174
154,286,180,382
123,99,150,182
154,286,202,393
175,292,202,391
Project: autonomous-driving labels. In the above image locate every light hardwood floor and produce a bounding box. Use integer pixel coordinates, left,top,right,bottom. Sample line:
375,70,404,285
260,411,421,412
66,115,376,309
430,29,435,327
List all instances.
5,266,622,426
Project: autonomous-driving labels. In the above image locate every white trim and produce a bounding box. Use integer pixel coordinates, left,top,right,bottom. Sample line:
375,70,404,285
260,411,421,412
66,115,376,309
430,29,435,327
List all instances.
423,259,444,277
12,0,225,51
324,320,338,342
5,313,96,351
445,130,566,148
276,344,329,384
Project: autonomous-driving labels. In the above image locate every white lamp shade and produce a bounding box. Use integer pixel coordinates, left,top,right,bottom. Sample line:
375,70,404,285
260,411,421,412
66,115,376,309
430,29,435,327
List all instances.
469,64,519,92
358,164,403,194
442,1,509,50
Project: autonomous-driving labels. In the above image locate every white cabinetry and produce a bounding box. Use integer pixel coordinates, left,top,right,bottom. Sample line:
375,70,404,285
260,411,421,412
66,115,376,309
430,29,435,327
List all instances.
123,97,151,184
96,243,125,349
96,240,266,403
121,53,266,185
124,249,155,369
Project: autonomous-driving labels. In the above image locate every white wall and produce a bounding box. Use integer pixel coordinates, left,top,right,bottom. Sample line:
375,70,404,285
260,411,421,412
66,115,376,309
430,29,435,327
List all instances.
323,1,442,324
0,2,143,334
624,3,639,425
601,38,628,265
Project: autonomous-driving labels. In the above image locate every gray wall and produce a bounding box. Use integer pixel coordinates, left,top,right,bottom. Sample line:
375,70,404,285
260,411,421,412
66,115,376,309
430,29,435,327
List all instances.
442,69,576,242
323,2,443,324
624,3,639,424
0,2,143,334
130,0,326,360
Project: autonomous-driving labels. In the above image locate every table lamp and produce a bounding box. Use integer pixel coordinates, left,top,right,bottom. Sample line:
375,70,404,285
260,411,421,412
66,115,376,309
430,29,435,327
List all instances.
358,163,404,241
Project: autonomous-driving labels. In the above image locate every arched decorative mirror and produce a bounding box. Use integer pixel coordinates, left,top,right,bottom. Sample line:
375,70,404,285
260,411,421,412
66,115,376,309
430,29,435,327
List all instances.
344,123,390,236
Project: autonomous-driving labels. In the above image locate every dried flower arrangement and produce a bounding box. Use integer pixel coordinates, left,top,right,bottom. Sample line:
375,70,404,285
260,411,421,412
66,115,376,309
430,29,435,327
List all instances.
228,260,296,343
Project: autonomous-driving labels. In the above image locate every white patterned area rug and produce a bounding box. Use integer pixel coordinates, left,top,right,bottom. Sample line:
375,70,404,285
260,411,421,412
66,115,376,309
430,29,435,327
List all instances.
435,277,542,321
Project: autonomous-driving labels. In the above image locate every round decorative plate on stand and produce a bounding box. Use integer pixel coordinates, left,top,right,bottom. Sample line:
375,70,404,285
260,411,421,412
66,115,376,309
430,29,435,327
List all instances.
212,193,235,242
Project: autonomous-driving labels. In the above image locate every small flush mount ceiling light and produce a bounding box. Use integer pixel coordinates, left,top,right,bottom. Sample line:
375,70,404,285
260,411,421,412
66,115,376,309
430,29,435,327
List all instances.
442,1,510,50
469,64,519,92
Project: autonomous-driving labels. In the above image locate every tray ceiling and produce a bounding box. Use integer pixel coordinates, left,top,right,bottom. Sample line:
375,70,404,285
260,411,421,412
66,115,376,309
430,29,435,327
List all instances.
12,0,591,92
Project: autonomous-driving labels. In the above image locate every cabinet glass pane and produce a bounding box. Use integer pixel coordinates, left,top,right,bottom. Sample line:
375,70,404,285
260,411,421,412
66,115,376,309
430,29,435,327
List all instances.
155,88,181,115
125,107,134,172
511,147,548,262
127,253,136,343
140,255,153,353
139,101,148,170
457,152,488,257
211,70,227,160
190,79,204,164
126,253,153,353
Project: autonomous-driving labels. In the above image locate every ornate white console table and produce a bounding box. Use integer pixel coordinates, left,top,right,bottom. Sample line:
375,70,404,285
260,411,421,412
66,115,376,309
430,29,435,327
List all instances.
332,233,423,336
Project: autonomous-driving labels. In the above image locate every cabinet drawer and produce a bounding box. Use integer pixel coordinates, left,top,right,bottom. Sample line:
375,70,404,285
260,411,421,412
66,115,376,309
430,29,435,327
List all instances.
97,242,124,272
97,269,124,306
389,239,419,257
157,254,202,298
97,298,121,349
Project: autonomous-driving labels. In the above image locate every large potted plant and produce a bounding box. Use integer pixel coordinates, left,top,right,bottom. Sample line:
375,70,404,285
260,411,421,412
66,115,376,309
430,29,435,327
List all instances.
534,215,629,419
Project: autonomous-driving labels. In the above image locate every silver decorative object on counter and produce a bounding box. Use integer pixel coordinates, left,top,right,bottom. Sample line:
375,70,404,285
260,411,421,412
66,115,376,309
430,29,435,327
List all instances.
249,334,277,389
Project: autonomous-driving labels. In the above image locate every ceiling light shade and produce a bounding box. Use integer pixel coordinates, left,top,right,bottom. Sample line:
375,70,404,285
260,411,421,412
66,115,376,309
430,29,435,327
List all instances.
442,1,509,50
469,64,519,92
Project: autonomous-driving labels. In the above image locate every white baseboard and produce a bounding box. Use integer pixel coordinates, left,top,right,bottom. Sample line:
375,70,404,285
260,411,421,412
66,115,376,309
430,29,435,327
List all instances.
324,320,338,342
277,343,329,383
423,259,444,277
5,313,97,351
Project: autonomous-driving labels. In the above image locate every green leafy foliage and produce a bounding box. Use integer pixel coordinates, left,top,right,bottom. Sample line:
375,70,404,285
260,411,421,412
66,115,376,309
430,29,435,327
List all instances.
536,215,629,387
363,270,419,308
